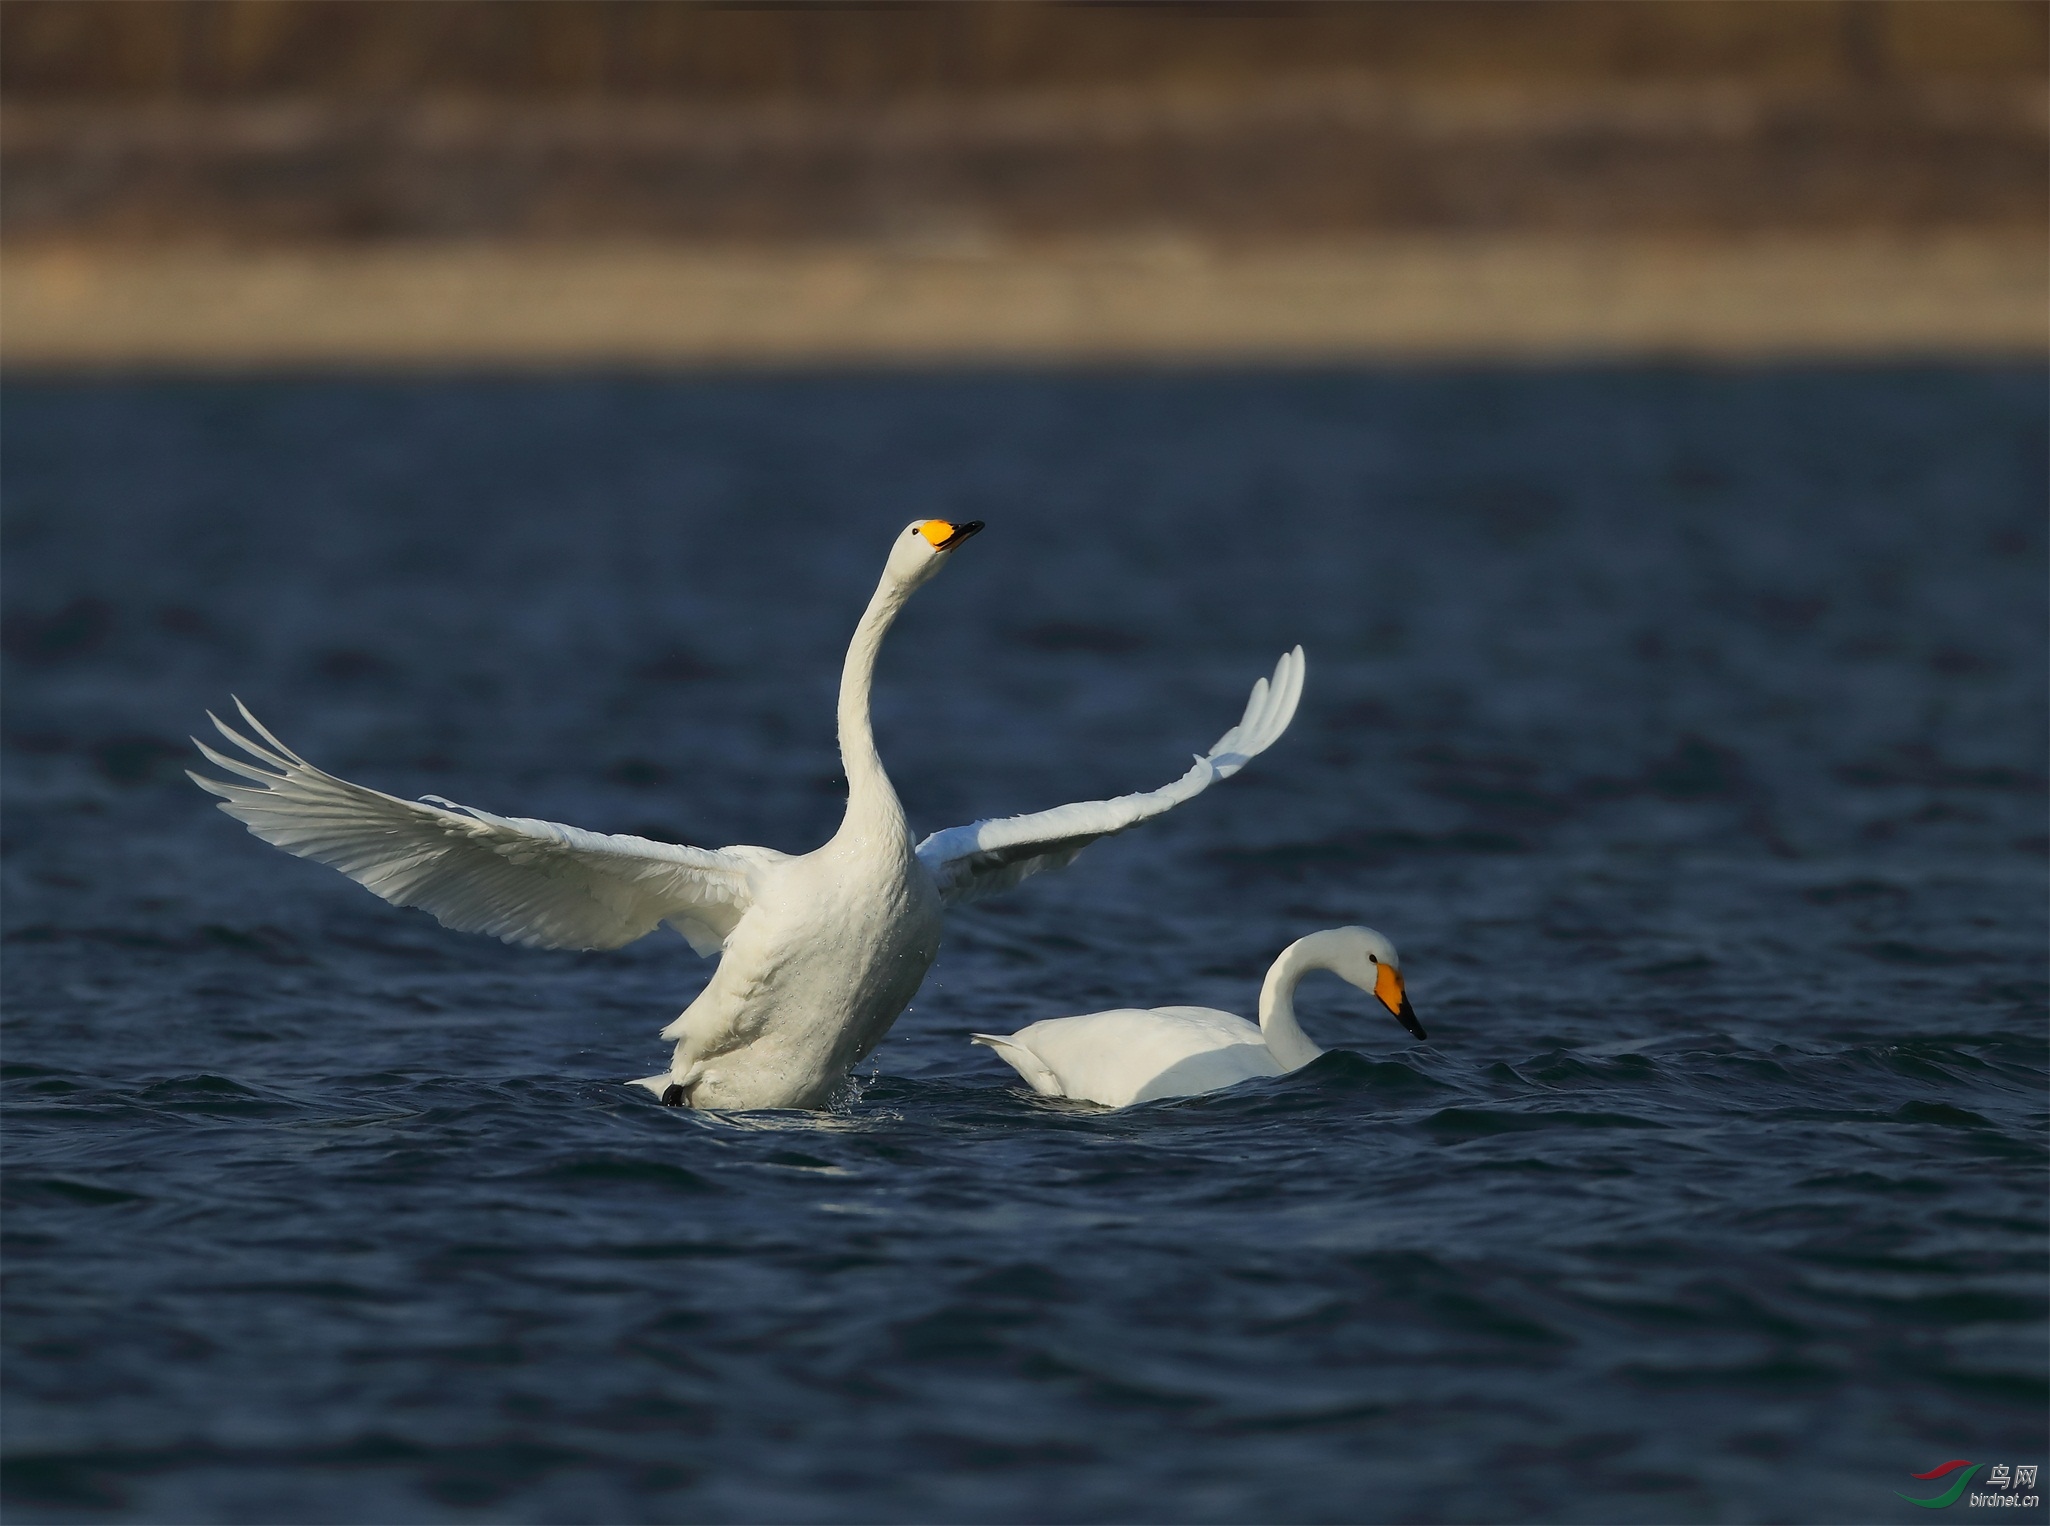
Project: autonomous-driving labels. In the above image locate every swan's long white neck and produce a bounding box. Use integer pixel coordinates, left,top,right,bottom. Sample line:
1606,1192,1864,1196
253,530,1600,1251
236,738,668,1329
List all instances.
834,571,914,843
1256,933,1347,1071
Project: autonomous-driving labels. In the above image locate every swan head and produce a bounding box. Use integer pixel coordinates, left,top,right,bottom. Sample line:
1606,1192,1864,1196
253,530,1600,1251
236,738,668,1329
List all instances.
885,518,984,590
1316,926,1426,1041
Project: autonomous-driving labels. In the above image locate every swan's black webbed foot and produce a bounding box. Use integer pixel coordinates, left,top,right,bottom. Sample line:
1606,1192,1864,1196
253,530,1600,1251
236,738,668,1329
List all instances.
660,1083,686,1107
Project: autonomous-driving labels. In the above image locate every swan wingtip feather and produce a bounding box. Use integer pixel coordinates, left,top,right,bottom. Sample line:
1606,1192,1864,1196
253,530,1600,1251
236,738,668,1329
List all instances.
186,768,236,800
229,697,312,766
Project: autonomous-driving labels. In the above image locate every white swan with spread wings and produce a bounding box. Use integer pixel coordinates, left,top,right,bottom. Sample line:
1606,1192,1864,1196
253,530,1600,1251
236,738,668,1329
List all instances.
191,519,1304,1110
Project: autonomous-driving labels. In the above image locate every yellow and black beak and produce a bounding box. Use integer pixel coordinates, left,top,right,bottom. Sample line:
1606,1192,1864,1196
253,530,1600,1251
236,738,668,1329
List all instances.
1375,961,1427,1041
919,519,985,551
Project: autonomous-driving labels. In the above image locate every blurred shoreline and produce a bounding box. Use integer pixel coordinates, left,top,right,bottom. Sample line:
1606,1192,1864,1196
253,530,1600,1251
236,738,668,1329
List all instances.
7,76,2042,245
7,234,2043,367
3,0,2042,365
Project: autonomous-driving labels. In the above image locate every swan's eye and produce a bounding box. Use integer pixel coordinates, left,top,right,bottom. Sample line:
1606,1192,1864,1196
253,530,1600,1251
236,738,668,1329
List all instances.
1368,954,1378,963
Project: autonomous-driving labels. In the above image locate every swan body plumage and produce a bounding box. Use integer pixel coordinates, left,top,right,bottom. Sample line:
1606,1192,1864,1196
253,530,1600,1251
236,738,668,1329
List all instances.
973,926,1424,1109
191,519,1305,1110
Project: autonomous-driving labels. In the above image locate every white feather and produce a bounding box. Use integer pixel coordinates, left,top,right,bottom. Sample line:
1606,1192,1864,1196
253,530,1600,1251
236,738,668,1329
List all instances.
916,646,1304,904
190,698,781,954
190,520,1305,1111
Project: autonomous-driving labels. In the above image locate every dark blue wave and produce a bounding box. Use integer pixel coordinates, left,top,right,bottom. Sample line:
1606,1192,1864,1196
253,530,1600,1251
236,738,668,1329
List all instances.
3,369,2044,1523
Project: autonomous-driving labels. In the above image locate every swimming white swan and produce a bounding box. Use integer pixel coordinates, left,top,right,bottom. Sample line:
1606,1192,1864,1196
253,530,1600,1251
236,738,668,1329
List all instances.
191,519,1305,1111
972,926,1423,1108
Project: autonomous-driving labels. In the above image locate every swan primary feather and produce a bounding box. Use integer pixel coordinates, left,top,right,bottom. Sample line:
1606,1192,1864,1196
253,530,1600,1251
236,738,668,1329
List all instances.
191,519,1304,1110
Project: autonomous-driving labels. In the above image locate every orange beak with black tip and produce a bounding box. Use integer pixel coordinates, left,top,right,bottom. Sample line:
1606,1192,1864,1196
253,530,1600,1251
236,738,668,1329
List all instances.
918,519,985,551
1376,960,1426,1040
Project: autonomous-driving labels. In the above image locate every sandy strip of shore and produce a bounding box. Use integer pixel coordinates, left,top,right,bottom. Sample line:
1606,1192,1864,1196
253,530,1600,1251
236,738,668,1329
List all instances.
4,236,2042,367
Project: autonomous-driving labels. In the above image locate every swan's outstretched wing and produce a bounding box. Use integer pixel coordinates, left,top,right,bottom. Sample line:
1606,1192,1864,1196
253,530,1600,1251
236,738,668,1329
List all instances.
916,647,1303,906
189,700,786,955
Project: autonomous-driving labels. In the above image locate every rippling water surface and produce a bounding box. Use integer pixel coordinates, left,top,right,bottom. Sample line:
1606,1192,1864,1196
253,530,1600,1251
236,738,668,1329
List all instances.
4,370,2045,1523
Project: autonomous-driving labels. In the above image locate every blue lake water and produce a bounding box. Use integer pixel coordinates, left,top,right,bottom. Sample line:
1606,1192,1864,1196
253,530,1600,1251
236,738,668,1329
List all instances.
3,369,2045,1523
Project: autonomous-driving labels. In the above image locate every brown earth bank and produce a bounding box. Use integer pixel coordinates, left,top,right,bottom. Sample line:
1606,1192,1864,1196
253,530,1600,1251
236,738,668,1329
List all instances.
8,237,2042,366
4,0,2042,245
5,78,2044,246
5,0,2041,101
3,1,2041,361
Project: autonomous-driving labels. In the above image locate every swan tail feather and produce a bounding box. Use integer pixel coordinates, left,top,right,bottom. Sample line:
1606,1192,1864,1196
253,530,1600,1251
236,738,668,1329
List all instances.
971,1033,1066,1098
